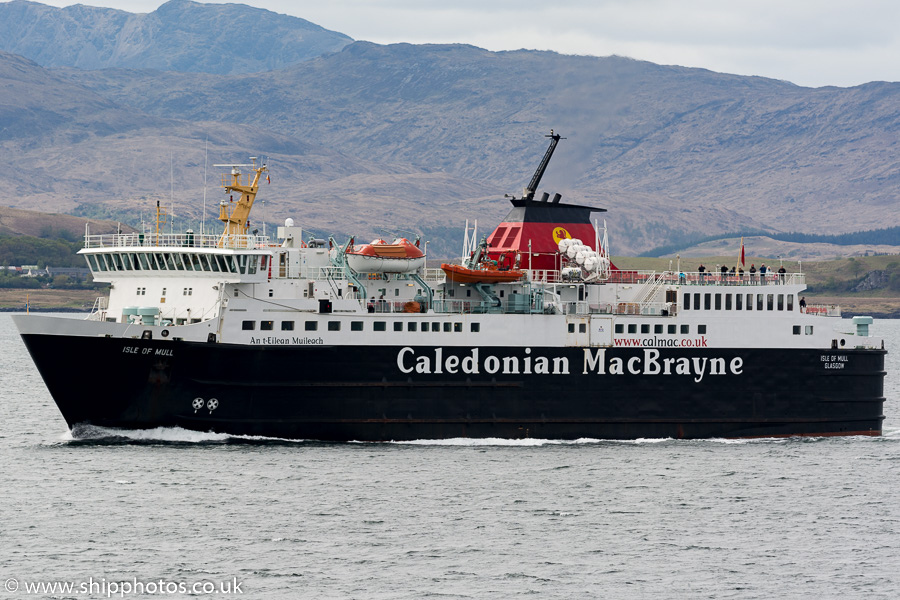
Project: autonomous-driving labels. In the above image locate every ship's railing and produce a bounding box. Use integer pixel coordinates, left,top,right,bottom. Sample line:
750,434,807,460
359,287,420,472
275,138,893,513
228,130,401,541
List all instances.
86,295,108,321
432,297,543,315
422,268,445,283
556,301,676,316
804,304,842,317
602,270,805,287
298,266,345,280
527,269,560,283
83,232,272,250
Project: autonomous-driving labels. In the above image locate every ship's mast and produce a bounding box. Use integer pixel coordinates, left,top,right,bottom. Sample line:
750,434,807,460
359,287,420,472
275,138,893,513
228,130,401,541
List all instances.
214,157,268,241
522,130,564,201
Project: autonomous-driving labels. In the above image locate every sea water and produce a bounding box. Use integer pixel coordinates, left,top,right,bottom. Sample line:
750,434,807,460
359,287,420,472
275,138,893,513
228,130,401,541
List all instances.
1,313,899,599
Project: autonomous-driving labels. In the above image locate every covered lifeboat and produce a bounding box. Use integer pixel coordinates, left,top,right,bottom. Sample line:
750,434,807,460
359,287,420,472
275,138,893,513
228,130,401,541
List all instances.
345,237,425,274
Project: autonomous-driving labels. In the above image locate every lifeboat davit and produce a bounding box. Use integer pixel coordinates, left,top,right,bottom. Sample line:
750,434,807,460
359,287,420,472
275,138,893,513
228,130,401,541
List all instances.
440,263,525,284
346,238,425,274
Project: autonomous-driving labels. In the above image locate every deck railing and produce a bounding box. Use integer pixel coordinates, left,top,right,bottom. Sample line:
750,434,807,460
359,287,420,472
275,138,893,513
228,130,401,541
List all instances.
804,304,842,317
83,232,273,250
607,270,805,287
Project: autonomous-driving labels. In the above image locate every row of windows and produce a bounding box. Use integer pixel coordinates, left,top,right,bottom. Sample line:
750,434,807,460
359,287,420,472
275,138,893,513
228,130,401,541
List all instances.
88,252,265,275
134,287,193,296
615,323,701,335
613,323,814,336
242,320,481,333
684,292,794,312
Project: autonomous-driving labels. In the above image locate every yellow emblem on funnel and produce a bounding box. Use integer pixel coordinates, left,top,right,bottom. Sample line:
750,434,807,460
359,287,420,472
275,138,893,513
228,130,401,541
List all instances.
552,227,571,245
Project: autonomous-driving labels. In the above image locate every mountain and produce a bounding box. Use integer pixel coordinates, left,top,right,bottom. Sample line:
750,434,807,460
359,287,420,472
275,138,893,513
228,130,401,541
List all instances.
50,41,900,253
0,0,352,74
0,3,899,256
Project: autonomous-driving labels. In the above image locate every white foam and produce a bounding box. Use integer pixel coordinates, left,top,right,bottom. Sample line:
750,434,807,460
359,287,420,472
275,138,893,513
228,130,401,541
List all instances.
392,437,610,446
79,425,312,444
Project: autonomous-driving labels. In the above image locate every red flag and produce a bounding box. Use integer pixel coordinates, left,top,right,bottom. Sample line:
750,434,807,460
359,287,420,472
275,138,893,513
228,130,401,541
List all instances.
266,174,271,184
739,237,745,267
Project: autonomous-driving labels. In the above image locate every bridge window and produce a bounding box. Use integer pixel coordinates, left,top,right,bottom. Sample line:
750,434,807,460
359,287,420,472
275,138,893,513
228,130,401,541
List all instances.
756,294,763,311
736,294,742,310
787,295,794,311
684,294,691,310
746,293,753,311
693,293,700,309
767,294,774,311
704,293,711,310
725,294,732,310
777,294,784,311
715,294,722,310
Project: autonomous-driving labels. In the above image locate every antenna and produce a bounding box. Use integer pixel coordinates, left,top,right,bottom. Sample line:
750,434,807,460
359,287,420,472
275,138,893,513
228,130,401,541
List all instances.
170,152,175,233
202,136,208,237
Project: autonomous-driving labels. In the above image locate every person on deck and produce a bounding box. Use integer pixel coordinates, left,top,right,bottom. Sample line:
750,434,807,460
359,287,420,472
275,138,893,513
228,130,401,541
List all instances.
749,264,757,283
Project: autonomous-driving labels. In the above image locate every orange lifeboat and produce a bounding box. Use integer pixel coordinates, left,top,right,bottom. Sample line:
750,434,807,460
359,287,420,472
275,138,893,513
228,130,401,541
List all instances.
441,263,525,284
346,238,425,273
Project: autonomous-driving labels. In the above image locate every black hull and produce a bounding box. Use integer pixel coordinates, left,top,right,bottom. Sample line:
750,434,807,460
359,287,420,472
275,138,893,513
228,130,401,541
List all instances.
21,334,886,441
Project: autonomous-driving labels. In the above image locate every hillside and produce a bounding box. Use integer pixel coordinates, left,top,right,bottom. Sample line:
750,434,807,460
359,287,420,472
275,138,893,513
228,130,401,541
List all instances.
0,4,898,257
0,205,130,238
0,0,352,74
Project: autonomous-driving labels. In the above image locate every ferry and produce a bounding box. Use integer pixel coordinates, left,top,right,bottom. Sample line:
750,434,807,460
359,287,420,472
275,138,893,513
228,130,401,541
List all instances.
13,136,886,441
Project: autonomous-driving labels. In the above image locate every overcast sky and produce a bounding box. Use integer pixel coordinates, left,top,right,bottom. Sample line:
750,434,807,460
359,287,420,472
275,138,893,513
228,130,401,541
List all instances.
37,0,900,88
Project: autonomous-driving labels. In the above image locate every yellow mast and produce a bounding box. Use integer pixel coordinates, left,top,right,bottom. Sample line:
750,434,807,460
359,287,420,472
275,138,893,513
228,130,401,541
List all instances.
155,200,169,242
215,157,268,245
